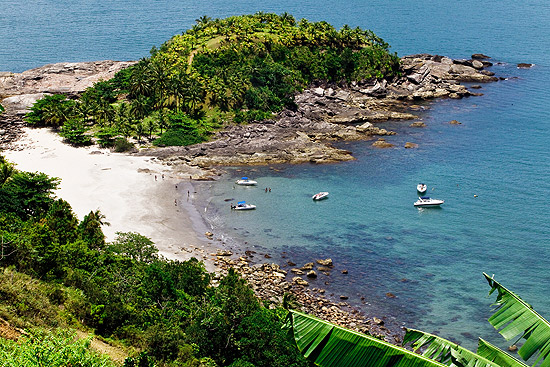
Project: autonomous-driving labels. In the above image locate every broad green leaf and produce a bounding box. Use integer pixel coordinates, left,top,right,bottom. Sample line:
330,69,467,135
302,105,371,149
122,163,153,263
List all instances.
287,310,449,367
477,338,529,367
484,273,550,367
404,328,500,367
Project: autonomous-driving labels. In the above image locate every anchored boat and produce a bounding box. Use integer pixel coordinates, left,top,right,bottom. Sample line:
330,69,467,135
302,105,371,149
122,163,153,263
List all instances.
232,201,256,210
414,196,444,207
236,177,257,186
417,183,427,194
312,192,329,201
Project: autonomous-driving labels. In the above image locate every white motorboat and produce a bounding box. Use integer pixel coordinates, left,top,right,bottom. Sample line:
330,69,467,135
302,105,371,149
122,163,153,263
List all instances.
236,177,257,186
232,201,256,210
414,196,444,207
312,192,329,201
417,183,427,194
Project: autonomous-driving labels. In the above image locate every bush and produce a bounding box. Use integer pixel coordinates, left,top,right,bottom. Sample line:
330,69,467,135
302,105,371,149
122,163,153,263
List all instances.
96,128,118,148
114,137,135,152
59,119,92,146
0,329,118,367
153,112,205,147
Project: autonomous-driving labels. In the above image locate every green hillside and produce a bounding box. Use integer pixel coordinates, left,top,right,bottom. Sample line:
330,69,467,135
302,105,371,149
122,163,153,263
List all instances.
25,13,400,148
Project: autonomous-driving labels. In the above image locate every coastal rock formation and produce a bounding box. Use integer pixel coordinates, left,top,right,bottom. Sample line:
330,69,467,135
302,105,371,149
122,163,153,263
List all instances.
146,53,499,166
0,60,135,147
1,54,499,165
372,138,395,148
0,60,136,100
213,255,402,343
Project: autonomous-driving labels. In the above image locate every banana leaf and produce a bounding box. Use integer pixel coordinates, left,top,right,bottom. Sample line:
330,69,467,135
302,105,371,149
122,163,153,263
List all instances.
484,273,550,367
403,328,500,367
286,310,449,367
477,338,530,367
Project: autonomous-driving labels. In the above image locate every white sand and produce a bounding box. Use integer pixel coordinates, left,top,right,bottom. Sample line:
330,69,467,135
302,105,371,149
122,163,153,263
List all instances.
3,128,218,271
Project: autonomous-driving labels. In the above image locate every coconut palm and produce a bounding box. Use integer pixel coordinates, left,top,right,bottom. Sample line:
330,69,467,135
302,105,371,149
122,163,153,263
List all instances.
286,273,550,367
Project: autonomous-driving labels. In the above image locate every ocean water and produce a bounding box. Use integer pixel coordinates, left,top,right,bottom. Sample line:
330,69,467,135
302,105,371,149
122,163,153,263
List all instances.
2,0,549,351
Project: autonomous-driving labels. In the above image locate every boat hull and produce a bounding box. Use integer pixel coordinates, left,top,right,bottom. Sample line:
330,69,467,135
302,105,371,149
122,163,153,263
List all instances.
236,181,257,186
233,206,256,210
414,200,444,207
312,192,329,201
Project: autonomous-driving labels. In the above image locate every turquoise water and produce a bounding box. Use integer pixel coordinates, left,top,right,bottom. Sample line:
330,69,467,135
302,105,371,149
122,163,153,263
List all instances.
3,0,549,350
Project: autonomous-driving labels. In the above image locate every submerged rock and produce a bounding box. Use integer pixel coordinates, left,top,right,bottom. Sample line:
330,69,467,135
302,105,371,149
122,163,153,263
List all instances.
372,138,395,148
316,258,333,267
409,121,427,127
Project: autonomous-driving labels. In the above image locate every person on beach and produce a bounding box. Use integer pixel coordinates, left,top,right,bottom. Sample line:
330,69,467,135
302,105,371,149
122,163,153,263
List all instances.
155,175,157,181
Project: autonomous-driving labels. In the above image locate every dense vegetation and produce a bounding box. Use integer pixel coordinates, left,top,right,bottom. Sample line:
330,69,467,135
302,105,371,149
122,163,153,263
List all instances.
0,155,310,366
24,13,400,148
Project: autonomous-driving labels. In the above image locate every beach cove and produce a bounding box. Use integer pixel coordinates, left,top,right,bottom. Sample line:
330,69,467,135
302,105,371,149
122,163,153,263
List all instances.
2,0,550,353
0,48,511,343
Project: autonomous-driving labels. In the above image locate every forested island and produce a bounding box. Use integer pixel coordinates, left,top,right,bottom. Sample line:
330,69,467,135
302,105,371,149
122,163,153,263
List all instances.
2,13,542,367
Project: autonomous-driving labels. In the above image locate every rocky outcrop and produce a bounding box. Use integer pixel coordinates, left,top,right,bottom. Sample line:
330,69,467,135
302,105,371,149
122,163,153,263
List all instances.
372,138,395,148
0,60,135,147
0,60,136,100
146,54,499,166
2,54,500,163
213,254,402,343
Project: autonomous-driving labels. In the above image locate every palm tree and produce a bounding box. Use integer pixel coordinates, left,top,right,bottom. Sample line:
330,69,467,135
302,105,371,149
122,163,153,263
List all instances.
286,273,550,367
130,95,151,121
157,108,169,134
135,121,146,143
129,59,152,98
195,15,212,25
183,76,206,114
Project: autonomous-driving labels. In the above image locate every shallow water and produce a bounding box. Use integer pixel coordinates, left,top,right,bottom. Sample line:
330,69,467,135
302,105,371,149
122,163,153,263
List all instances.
3,0,550,351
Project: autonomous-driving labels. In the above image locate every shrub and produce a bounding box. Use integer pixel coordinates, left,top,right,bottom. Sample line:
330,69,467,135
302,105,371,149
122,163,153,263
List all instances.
0,329,117,367
59,119,92,146
114,137,135,152
153,112,205,147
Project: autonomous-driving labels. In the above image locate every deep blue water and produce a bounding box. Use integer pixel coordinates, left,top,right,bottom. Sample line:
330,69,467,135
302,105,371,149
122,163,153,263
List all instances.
3,0,549,351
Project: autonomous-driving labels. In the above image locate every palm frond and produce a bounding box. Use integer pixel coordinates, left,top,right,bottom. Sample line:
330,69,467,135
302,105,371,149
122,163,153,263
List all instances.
403,328,499,367
484,273,550,366
286,310,449,367
477,338,530,367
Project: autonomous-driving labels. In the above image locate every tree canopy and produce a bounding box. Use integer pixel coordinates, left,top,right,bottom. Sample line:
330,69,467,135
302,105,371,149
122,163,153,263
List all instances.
25,13,400,148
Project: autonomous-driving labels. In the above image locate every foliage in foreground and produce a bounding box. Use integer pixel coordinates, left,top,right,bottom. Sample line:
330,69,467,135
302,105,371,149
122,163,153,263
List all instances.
286,273,549,367
25,13,400,147
0,155,310,366
0,329,117,367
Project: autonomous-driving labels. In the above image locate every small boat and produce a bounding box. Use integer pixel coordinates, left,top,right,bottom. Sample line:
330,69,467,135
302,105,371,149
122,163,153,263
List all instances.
236,177,257,186
312,192,329,201
232,201,256,210
417,183,427,194
414,196,444,207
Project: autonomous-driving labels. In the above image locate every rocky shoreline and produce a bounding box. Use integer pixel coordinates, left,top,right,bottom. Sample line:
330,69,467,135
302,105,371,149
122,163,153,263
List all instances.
1,54,500,165
144,53,498,167
200,247,403,343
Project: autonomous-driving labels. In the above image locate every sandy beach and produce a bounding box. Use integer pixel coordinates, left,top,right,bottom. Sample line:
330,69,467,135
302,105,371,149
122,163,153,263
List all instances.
2,127,219,271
